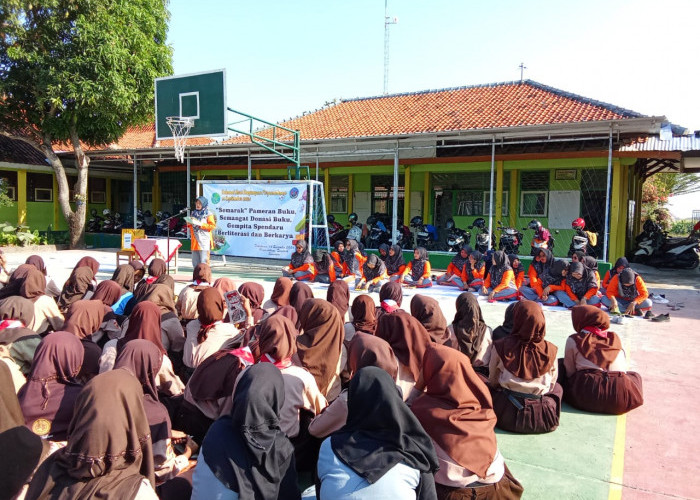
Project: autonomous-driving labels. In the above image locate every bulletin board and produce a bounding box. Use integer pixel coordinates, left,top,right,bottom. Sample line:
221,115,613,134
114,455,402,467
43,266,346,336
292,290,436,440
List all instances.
548,190,581,229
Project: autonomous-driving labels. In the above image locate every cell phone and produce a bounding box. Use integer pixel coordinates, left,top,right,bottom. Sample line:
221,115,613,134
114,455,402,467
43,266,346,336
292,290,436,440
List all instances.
224,290,247,324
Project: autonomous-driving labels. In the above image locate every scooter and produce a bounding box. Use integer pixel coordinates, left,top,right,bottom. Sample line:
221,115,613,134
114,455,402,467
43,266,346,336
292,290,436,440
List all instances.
87,209,104,233
497,221,523,254
468,217,496,253
327,215,347,246
633,220,699,269
365,214,391,249
569,217,597,257
445,218,471,252
410,215,440,250
524,219,555,256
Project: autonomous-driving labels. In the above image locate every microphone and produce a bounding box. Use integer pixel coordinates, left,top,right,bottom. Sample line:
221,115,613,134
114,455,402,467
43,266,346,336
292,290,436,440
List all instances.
178,207,189,214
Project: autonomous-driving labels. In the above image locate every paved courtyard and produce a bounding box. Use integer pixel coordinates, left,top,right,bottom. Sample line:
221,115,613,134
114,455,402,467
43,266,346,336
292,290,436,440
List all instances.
4,247,699,499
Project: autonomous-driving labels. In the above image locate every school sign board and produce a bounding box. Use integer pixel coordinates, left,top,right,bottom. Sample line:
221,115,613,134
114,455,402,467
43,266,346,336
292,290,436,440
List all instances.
201,182,308,259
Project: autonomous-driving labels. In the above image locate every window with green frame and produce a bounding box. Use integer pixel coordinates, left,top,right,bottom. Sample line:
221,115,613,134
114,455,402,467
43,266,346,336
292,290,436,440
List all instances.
329,175,348,213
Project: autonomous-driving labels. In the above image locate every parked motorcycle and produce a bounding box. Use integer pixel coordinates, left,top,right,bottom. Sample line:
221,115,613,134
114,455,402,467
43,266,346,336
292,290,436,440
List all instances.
523,219,555,256
445,218,471,252
568,217,597,257
346,212,365,243
393,218,414,249
410,215,439,250
497,221,523,254
327,215,347,246
87,209,104,233
365,213,391,249
468,217,496,253
633,220,699,269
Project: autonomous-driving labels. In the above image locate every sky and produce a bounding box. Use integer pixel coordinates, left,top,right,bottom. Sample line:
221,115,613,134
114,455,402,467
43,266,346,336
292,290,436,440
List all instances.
166,0,700,218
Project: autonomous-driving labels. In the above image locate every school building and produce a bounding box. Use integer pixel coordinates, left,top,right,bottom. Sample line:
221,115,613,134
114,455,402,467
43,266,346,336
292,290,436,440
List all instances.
1,80,698,261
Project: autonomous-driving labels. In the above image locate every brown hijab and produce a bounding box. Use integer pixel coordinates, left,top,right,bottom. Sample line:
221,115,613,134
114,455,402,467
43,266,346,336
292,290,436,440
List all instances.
193,263,212,284
143,284,176,314
25,369,155,500
213,277,237,300
289,281,313,327
296,299,344,396
92,280,122,308
326,280,350,319
17,331,84,441
411,344,498,478
0,296,35,326
0,264,34,300
493,300,557,379
197,287,226,344
571,305,622,370
73,256,100,276
25,255,47,275
0,361,24,432
187,348,247,402
19,268,46,302
117,301,165,355
111,264,135,293
62,300,106,339
452,292,489,360
257,315,298,362
148,258,167,278
379,281,403,306
57,267,95,312
238,282,266,323
347,331,398,380
351,295,377,334
270,277,293,307
410,294,449,345
376,311,431,381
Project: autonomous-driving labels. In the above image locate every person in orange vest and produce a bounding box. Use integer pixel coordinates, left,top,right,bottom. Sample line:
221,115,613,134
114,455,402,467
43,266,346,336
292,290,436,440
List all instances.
602,268,652,316
282,240,316,282
481,251,518,302
187,196,217,267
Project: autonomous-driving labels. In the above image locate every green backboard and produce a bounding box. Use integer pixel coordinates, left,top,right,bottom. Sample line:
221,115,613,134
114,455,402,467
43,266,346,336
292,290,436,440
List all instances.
155,69,227,140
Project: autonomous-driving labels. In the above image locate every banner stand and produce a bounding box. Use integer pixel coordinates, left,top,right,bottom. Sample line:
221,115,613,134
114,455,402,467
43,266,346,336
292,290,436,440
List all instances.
196,180,330,263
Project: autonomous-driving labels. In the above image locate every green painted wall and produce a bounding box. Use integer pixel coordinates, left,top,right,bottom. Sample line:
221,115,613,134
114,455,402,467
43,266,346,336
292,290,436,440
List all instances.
0,205,18,225
26,201,54,231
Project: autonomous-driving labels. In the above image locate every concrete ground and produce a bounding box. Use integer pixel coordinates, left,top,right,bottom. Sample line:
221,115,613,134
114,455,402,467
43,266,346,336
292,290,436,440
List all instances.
4,247,699,499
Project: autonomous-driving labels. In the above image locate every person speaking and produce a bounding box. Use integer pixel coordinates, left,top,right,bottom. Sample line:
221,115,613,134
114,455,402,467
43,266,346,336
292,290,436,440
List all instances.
187,196,216,267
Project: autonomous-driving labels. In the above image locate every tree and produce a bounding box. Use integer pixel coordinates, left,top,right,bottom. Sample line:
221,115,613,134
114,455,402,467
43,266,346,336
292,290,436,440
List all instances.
641,172,700,230
0,0,172,247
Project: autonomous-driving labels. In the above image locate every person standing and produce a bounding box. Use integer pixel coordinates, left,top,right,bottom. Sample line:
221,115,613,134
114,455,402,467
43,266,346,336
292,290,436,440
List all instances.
188,196,216,267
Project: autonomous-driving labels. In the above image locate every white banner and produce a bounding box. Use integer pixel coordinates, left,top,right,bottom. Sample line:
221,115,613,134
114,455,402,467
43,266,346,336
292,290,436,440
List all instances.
202,182,308,258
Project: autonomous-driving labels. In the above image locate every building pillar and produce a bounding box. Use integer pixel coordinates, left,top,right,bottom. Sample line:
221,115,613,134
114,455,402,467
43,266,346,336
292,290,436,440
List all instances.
348,174,353,214
403,165,411,226
152,170,161,213
509,169,518,227
422,172,430,221
105,178,112,210
17,170,27,226
495,161,504,224
616,163,629,257
324,167,330,211
608,159,624,260
255,169,261,180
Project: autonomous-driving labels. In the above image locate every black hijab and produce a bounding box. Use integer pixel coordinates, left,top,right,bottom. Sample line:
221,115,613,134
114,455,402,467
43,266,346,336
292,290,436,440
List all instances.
566,261,597,299
488,250,511,286
290,240,312,269
330,366,438,497
384,244,405,275
492,302,516,341
201,363,299,499
362,254,387,282
410,247,429,281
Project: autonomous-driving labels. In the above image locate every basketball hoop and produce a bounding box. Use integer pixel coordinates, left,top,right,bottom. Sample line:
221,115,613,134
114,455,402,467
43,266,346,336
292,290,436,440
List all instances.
166,116,194,163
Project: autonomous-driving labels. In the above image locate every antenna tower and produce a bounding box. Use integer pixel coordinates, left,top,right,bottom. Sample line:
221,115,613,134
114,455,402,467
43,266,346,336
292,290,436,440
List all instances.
384,0,398,95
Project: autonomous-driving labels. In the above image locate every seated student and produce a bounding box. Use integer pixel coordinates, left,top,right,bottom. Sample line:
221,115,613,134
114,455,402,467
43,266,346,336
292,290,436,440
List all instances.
378,243,390,261
184,288,244,369
90,280,123,344
238,282,268,326
110,264,136,315
0,296,42,377
25,255,61,298
330,241,348,282
344,295,378,341
481,251,518,302
26,369,158,500
401,247,433,288
57,257,99,313
314,250,337,284
295,299,346,401
62,299,107,381
376,311,432,404
488,301,562,434
192,363,300,500
602,257,629,289
18,331,84,442
384,244,407,282
341,239,365,282
283,240,316,282
309,332,398,441
602,268,653,316
462,250,486,291
115,340,195,483
129,259,146,290
509,253,526,289
412,344,524,499
176,263,213,322
448,292,493,369
263,277,293,314
326,280,350,322
537,260,569,307
559,306,643,415
410,294,452,346
570,250,585,264
437,246,470,287
141,284,186,356
375,281,403,322
519,249,559,305
317,366,439,500
553,261,601,308
21,267,64,334
492,303,516,341
583,256,601,287
356,254,388,292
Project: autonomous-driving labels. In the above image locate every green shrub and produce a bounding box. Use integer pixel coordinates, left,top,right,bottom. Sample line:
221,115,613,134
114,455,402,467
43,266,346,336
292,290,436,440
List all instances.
669,220,693,236
0,222,42,246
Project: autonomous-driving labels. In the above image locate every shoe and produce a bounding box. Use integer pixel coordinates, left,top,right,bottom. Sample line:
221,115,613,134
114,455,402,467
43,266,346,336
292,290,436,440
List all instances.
644,310,654,319
611,316,624,324
651,313,670,322
610,306,621,315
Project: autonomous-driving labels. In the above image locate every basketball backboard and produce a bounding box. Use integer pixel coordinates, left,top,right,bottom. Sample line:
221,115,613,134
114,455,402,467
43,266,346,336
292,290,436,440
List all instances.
155,69,227,140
